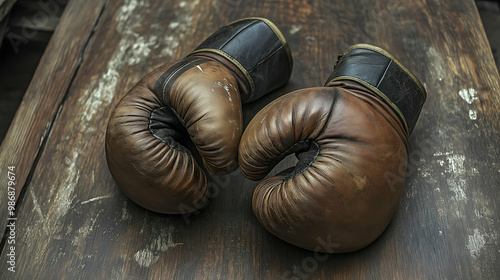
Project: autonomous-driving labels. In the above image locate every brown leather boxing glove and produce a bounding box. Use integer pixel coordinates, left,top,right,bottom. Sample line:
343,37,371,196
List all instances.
238,44,426,253
105,18,292,214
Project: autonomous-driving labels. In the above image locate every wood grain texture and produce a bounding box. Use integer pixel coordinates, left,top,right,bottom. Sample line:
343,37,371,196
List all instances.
0,0,107,232
1,0,499,279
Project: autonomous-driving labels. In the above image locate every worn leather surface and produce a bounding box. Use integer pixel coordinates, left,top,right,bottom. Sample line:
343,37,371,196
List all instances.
105,18,291,214
239,45,425,253
191,17,293,103
326,44,427,134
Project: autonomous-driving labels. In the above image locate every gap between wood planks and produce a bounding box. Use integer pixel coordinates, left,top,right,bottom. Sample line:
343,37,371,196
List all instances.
0,0,109,256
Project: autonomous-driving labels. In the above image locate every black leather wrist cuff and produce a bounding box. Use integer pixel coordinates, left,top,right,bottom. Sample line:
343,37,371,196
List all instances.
325,44,427,135
189,17,293,103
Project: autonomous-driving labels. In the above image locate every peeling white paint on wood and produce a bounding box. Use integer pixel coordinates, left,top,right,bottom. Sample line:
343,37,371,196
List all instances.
169,21,180,29
459,88,479,104
72,209,104,246
447,154,467,201
127,35,160,65
160,0,201,57
289,24,302,34
467,228,486,260
80,37,126,124
433,151,453,157
134,249,159,267
116,0,141,32
426,47,444,81
448,154,466,174
30,189,50,235
133,225,182,267
161,35,180,57
56,149,80,219
153,226,183,252
448,177,467,201
80,0,164,129
433,151,471,217
81,193,113,205
468,109,477,120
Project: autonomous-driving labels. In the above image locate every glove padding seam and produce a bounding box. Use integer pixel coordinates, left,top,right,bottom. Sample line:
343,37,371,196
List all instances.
153,57,211,105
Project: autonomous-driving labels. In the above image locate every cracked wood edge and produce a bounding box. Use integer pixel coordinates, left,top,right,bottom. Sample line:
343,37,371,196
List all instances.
0,0,108,237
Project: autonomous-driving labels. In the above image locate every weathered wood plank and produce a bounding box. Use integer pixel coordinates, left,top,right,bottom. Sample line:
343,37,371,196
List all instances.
1,0,226,278
0,0,107,233
1,0,499,279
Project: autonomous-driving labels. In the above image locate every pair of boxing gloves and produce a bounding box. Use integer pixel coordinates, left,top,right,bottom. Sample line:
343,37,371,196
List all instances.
105,18,426,253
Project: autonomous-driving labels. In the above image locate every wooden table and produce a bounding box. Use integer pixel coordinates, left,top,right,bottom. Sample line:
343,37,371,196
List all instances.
1,0,499,279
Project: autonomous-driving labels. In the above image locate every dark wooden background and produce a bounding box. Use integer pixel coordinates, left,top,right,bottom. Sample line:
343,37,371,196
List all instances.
1,0,499,279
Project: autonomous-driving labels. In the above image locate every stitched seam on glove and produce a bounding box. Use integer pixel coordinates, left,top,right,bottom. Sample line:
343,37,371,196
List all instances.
154,57,211,105
248,45,285,73
251,17,293,72
329,76,409,134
